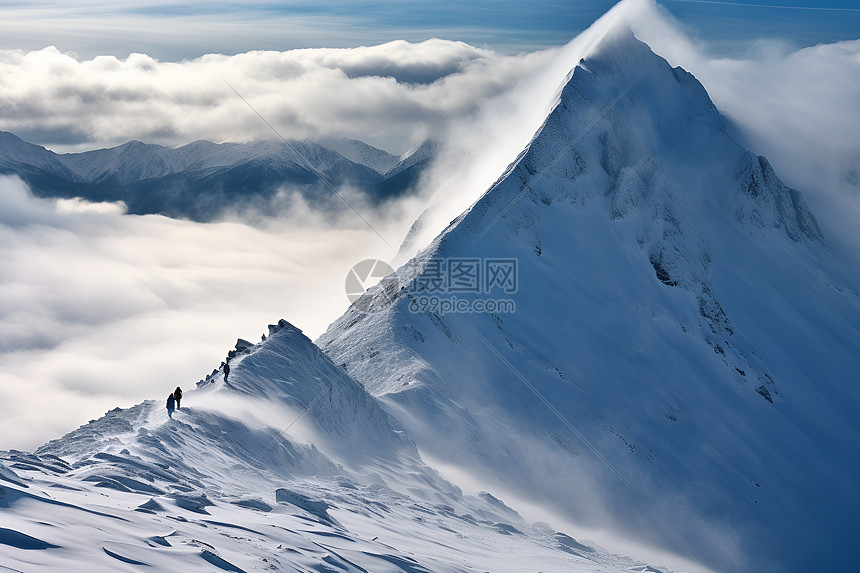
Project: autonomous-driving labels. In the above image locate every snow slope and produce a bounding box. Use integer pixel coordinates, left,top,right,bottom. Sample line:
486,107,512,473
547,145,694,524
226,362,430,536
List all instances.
0,320,666,572
318,26,860,573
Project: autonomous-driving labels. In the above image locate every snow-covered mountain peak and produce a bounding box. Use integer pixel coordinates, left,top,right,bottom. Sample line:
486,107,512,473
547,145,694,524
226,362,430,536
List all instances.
319,26,858,573
542,0,667,81
436,27,825,255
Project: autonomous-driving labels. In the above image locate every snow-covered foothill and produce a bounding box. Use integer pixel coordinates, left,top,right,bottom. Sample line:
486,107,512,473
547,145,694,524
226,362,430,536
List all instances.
0,319,665,572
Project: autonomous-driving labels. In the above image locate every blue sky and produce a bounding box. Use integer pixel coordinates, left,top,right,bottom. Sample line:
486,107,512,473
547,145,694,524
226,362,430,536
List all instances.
0,0,858,59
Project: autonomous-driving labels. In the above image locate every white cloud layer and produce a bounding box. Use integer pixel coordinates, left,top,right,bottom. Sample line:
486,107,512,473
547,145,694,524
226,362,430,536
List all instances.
0,39,556,153
0,0,588,61
0,176,416,450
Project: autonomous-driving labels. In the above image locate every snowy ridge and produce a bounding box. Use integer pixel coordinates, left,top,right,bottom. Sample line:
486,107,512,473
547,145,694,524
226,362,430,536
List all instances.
0,131,81,180
318,137,401,174
0,132,430,220
193,319,415,469
383,139,438,177
0,319,666,572
55,138,382,185
35,320,414,479
318,27,859,573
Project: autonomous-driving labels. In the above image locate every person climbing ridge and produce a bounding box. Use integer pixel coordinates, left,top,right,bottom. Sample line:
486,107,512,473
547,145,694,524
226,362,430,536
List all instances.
166,392,175,418
223,359,230,383
174,386,183,409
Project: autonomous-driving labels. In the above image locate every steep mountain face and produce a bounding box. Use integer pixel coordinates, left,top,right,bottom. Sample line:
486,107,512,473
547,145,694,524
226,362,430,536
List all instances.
318,29,859,573
0,319,664,572
0,134,431,221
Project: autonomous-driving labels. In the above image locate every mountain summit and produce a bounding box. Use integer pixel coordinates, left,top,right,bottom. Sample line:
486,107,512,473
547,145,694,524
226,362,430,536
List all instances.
319,27,858,573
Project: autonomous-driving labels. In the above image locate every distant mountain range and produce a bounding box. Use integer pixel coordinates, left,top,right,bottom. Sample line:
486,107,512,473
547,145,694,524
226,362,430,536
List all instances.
0,131,436,221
